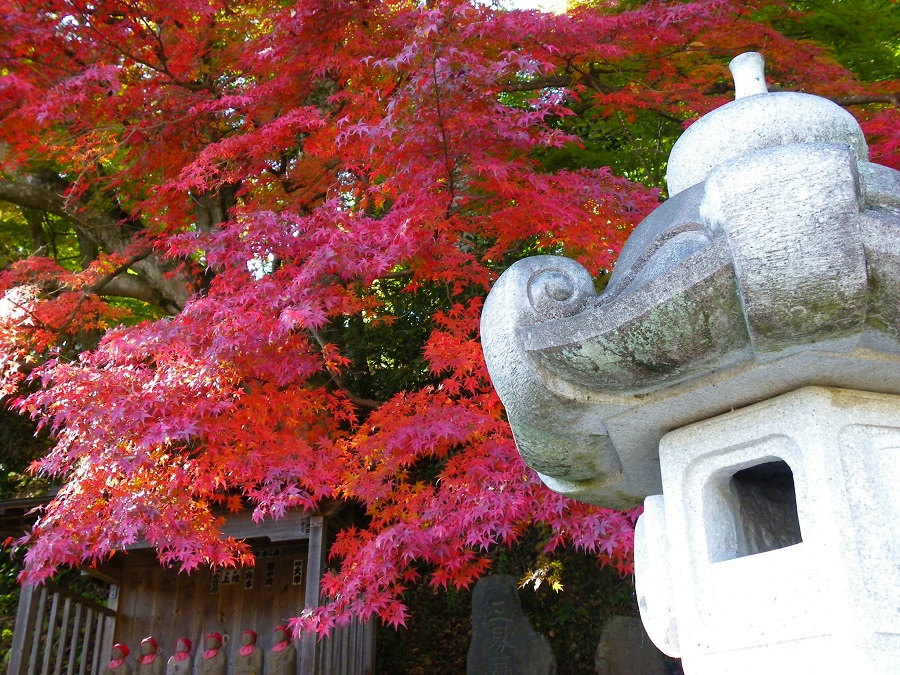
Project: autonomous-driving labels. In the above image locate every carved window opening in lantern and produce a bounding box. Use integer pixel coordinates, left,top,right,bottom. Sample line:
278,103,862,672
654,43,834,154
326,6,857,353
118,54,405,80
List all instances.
729,460,803,557
703,457,803,563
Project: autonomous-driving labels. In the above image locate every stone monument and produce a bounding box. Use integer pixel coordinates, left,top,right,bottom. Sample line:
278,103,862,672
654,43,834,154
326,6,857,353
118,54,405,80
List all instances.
467,574,556,675
481,51,900,674
594,616,675,675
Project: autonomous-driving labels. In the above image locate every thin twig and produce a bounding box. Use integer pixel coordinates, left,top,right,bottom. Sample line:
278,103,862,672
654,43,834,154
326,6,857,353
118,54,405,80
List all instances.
308,327,383,408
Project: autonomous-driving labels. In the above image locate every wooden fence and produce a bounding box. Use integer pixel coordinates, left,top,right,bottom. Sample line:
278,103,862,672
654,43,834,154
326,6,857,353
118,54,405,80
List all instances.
6,511,374,675
312,618,375,675
7,582,374,675
7,583,116,675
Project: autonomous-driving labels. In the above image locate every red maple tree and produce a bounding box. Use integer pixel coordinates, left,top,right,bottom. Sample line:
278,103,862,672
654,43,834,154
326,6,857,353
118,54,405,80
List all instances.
0,0,896,633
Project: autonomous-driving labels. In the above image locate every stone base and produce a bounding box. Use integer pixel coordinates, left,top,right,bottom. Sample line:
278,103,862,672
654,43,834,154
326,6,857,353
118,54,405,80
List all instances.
635,386,900,674
594,616,677,675
682,637,900,674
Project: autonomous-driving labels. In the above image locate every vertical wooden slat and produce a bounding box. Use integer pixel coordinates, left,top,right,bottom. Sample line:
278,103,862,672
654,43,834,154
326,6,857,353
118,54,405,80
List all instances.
361,621,368,673
350,621,357,675
337,623,345,674
337,625,343,674
240,562,259,650
116,567,144,653
198,565,221,658
341,623,350,674
8,583,40,675
358,621,366,674
345,623,353,674
77,609,93,675
67,604,83,675
319,632,329,675
189,569,207,655
40,591,60,675
357,621,365,674
365,618,376,674
300,516,325,675
348,622,358,675
167,568,195,654
90,613,103,675
231,562,244,642
350,622,365,673
341,624,348,675
142,567,170,651
27,586,49,675
103,613,116,673
101,584,119,663
54,596,73,675
78,608,94,675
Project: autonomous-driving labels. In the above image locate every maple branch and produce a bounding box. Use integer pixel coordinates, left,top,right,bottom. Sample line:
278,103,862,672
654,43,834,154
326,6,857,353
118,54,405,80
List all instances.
834,93,900,108
276,158,341,205
86,250,154,295
68,0,215,93
378,269,415,281
99,274,165,304
500,75,573,93
646,107,688,126
51,250,154,334
146,16,216,93
615,111,655,183
430,59,458,212
2,296,53,334
565,60,614,95
308,328,383,408
504,65,585,96
0,172,192,313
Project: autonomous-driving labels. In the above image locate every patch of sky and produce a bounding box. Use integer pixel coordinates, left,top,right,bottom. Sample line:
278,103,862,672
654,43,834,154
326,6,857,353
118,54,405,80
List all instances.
482,0,568,13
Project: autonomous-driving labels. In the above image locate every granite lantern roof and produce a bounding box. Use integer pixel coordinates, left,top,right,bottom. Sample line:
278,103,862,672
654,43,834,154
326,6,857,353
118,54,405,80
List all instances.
480,52,900,508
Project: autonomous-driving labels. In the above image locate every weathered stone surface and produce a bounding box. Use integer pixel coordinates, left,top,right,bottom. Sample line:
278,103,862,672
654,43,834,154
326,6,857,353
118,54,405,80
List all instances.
594,616,677,675
635,386,900,673
665,52,867,196
467,575,556,675
479,52,900,506
700,142,868,350
482,51,900,675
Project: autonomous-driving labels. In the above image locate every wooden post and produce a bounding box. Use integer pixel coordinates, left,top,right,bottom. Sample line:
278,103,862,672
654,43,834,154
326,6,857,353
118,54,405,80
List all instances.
7,584,40,675
40,590,59,675
78,609,93,675
28,586,49,675
299,515,325,675
66,603,83,675
90,613,103,675
99,583,119,663
53,596,72,675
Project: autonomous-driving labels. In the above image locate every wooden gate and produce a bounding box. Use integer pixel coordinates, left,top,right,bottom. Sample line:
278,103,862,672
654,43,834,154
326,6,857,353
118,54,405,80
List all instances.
7,583,116,675
312,619,375,675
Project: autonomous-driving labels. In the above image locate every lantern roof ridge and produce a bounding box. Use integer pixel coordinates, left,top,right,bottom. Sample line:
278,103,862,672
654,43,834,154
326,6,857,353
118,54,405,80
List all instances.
480,52,900,506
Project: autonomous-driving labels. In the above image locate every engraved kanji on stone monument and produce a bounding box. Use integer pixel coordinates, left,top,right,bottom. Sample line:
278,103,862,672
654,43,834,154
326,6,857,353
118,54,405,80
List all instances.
467,575,555,675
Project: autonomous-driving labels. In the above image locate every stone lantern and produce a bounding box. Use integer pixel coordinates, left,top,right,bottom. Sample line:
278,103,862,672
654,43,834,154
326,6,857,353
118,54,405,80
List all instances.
480,52,900,673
